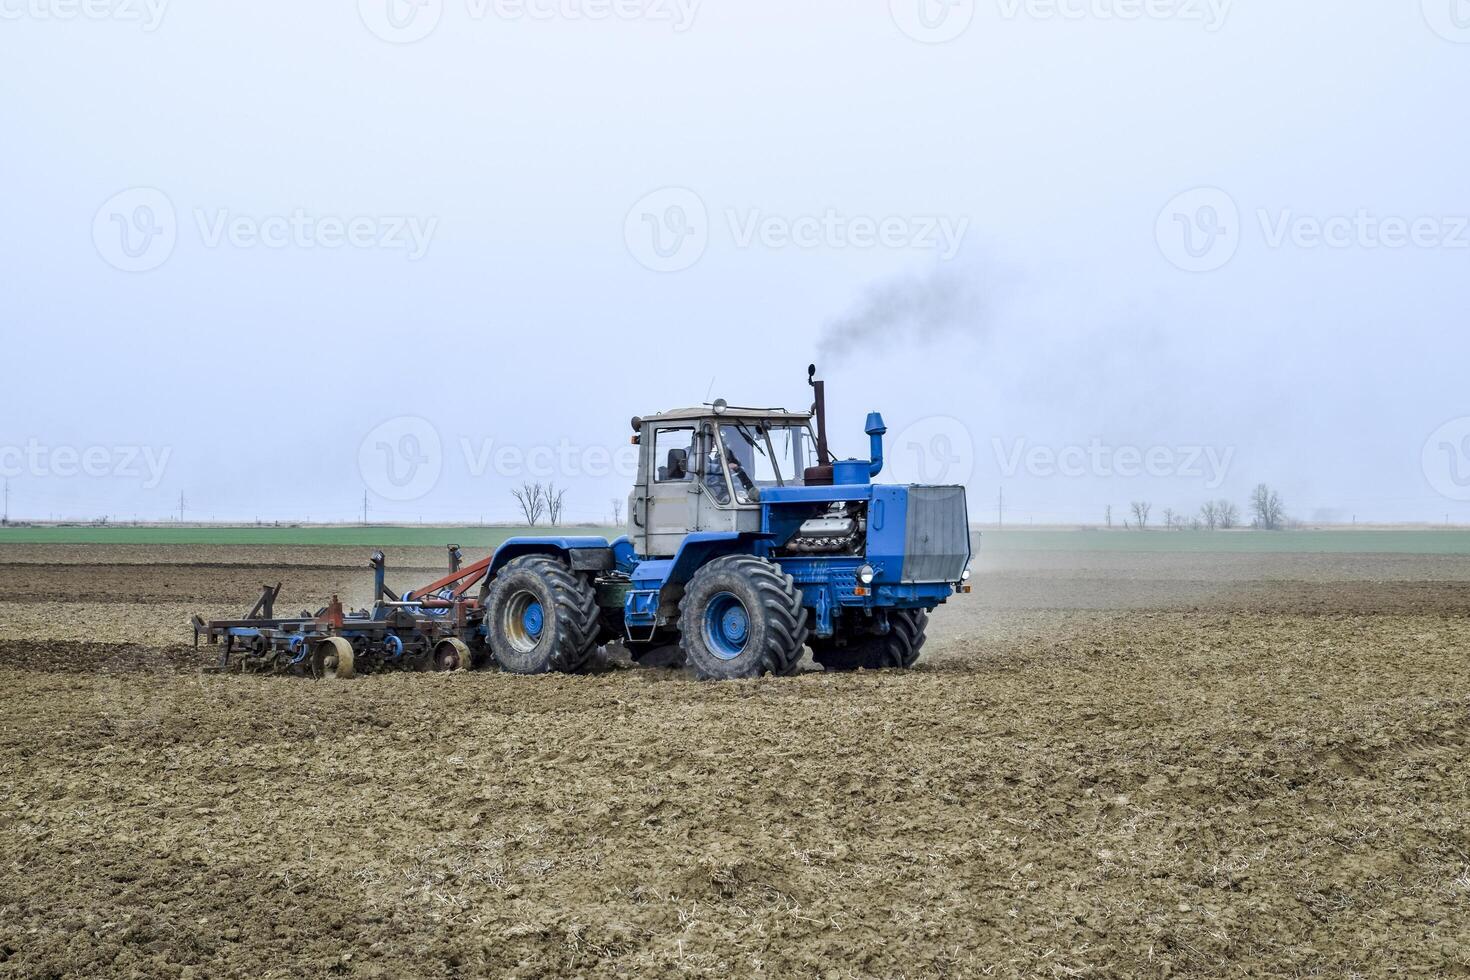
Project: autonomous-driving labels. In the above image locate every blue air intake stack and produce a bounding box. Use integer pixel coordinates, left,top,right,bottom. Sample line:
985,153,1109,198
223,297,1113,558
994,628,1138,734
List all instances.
866,412,887,478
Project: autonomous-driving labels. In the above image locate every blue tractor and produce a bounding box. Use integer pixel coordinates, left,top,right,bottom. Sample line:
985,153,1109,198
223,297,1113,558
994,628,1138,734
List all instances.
196,368,973,681
478,366,973,680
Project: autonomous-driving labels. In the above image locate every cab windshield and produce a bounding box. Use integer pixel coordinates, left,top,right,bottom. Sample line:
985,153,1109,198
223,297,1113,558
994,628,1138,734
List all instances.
715,421,814,504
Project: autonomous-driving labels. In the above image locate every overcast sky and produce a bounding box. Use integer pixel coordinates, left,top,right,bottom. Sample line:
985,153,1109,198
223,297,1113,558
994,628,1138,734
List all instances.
2,1,1467,525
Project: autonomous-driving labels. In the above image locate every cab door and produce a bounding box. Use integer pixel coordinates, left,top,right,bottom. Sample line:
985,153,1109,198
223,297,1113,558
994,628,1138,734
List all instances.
635,424,698,558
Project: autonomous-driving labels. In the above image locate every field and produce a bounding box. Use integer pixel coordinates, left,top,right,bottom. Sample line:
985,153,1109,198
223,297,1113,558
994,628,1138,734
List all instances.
2,531,1468,978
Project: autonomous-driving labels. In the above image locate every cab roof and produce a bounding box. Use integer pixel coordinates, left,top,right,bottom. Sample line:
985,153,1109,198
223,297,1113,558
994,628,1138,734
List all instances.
640,405,813,426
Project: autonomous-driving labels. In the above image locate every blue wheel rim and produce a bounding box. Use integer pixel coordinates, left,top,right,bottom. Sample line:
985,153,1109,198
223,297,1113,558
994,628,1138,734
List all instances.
505,590,546,654
703,591,750,661
523,601,544,638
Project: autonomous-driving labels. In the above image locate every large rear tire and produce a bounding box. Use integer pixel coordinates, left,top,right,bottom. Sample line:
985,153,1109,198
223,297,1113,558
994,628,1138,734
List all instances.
484,556,600,675
811,609,929,672
678,556,808,681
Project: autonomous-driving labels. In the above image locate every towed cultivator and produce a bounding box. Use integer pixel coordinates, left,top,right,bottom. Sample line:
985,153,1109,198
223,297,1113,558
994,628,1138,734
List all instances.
193,547,490,678
194,366,974,681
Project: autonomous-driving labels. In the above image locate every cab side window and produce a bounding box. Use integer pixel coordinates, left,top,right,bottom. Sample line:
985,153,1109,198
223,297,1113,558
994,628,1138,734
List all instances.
654,426,694,482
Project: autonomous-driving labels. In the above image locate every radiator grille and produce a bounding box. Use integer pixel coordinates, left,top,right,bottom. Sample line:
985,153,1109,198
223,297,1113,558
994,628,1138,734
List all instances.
901,486,971,583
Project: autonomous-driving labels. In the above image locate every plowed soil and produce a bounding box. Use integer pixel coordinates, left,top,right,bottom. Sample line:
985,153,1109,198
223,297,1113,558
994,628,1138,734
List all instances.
1,542,1468,978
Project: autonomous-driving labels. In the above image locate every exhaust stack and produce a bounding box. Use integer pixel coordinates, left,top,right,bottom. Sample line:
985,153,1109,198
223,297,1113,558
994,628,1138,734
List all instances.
808,363,832,465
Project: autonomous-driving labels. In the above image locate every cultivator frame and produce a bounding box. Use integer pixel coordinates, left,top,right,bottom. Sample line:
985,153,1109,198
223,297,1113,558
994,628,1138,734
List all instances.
192,546,491,678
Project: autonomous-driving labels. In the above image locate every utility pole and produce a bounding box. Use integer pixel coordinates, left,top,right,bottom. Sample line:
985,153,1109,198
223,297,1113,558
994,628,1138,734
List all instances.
363,491,369,525
997,487,1004,529
3,478,9,524
178,492,186,523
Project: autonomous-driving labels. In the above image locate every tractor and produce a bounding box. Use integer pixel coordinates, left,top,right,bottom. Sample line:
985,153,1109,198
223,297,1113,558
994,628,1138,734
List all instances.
195,367,973,681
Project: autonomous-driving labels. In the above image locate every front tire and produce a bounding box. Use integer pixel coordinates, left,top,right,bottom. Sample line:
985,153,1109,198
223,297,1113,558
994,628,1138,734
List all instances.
679,556,808,681
811,609,929,672
485,556,600,675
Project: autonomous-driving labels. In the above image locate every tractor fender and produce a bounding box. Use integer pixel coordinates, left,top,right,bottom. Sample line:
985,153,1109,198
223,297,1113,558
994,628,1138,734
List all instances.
486,537,615,579
658,532,775,590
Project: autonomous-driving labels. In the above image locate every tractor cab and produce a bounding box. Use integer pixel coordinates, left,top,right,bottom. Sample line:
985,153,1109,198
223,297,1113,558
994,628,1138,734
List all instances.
629,404,819,558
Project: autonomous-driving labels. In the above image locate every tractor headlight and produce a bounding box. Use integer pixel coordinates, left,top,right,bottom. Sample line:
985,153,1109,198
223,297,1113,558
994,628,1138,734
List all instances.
961,566,972,582
858,564,876,585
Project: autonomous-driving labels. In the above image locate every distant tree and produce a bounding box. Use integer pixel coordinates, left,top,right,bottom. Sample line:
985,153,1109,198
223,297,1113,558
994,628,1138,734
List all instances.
611,498,624,525
546,484,569,526
1189,515,1203,531
1163,507,1177,529
1105,504,1113,529
1130,501,1151,530
1250,484,1286,531
1200,500,1219,530
1217,500,1240,530
511,483,546,526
